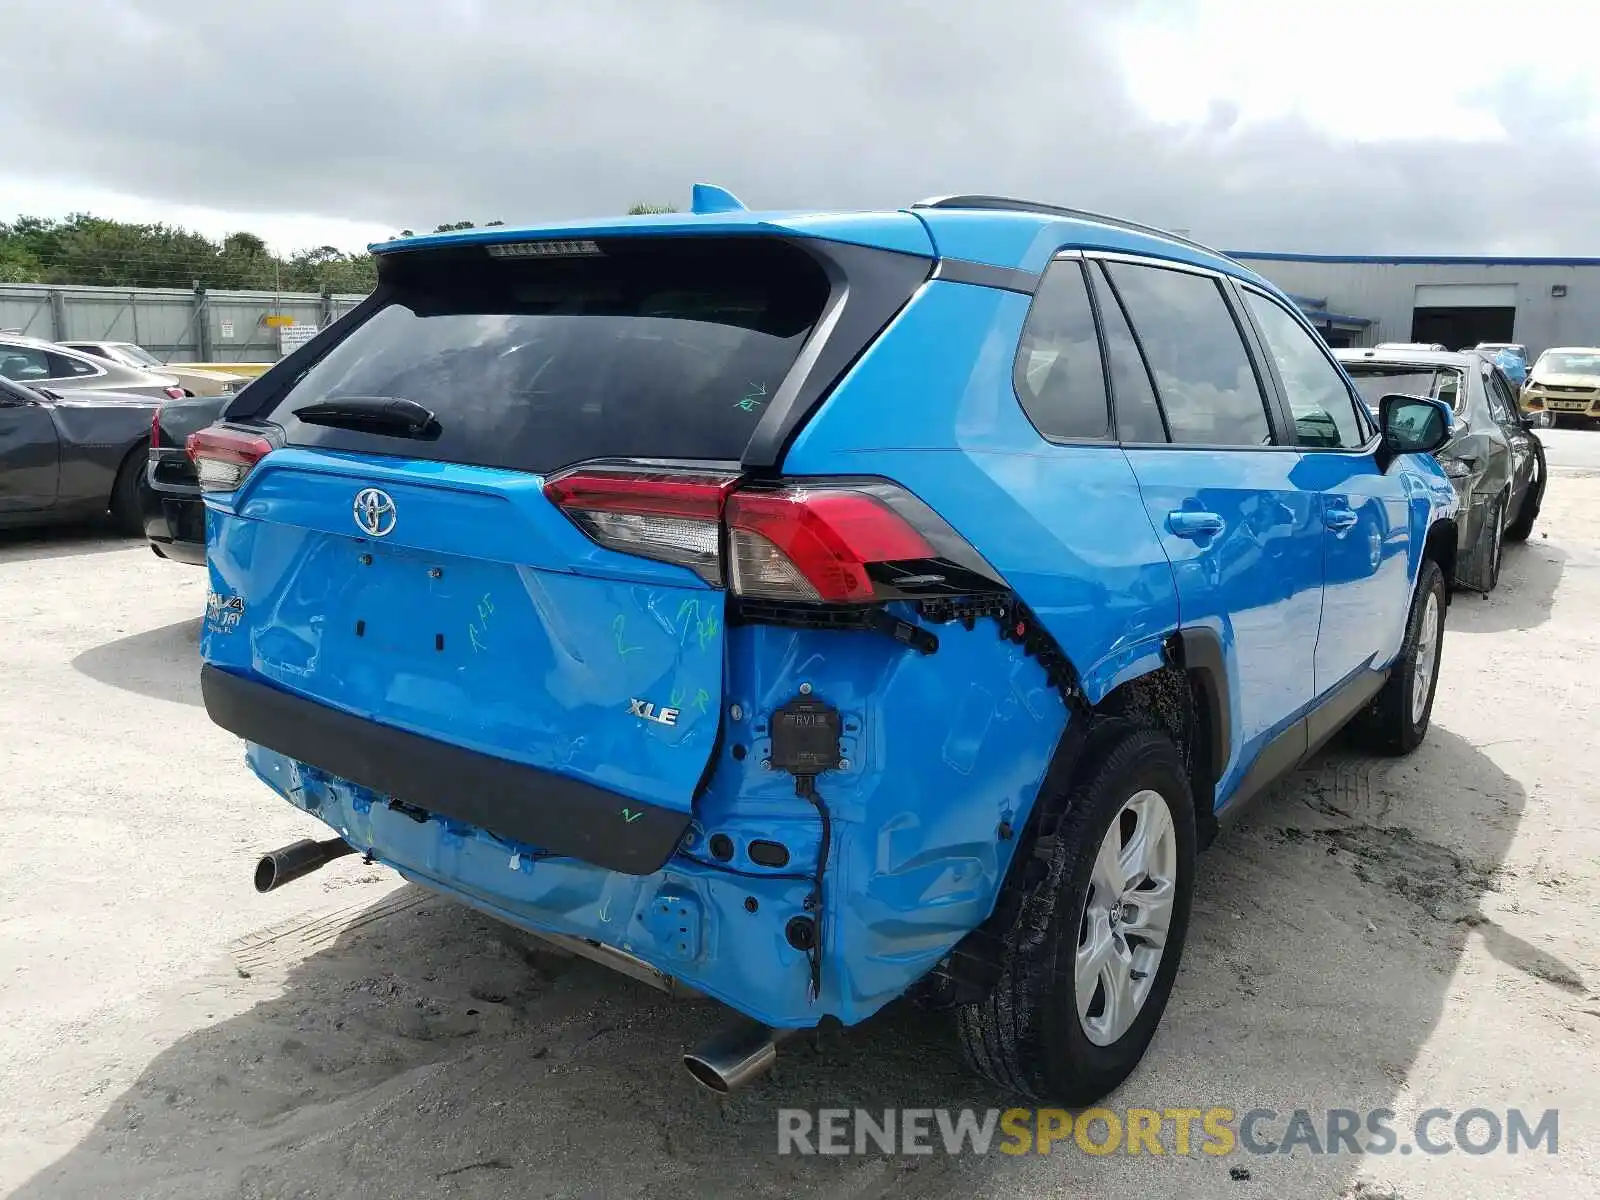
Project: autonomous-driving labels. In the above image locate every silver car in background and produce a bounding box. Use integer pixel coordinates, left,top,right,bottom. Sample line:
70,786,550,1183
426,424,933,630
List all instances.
0,334,185,401
60,340,249,398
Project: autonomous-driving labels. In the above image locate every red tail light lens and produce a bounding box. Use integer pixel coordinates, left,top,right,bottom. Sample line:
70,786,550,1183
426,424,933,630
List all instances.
165,386,187,400
187,425,276,492
725,487,934,603
546,467,1003,604
150,407,161,447
543,466,738,583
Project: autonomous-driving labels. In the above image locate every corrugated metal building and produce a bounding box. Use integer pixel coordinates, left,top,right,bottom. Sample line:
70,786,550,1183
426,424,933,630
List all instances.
1228,252,1600,356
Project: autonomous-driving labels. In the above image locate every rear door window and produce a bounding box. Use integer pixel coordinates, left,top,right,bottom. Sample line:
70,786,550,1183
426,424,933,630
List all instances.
263,238,831,473
0,345,51,382
1013,259,1110,441
1088,262,1168,443
1104,262,1275,446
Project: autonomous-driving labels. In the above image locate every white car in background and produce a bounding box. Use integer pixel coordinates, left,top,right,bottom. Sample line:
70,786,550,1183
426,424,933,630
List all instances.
1522,347,1600,427
60,341,250,397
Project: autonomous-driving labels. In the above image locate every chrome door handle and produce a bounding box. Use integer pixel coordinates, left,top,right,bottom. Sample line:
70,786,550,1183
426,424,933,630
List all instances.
1167,510,1225,539
1325,507,1359,531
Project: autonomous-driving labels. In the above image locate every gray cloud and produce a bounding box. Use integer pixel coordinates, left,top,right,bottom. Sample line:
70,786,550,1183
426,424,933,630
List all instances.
2,0,1596,253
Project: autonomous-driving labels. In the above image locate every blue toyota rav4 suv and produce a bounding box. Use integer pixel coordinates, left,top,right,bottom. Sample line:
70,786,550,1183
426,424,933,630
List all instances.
194,188,1459,1104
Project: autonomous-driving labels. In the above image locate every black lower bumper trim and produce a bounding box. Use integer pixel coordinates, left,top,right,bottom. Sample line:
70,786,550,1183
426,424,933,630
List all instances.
201,665,691,876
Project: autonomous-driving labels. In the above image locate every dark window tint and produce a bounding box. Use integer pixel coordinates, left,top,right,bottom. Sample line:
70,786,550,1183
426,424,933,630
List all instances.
265,238,830,473
1090,263,1167,443
1105,263,1273,446
1243,290,1366,449
1483,366,1519,425
1013,260,1109,441
47,352,98,378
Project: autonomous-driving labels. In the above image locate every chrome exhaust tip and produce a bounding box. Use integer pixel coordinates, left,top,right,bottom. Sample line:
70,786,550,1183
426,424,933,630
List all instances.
683,1022,801,1093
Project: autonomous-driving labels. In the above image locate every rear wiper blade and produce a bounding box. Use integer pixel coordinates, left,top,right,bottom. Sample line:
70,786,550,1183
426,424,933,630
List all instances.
292,395,439,439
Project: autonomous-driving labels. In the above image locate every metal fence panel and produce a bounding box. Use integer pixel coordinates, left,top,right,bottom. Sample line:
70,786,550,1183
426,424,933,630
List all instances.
0,282,372,363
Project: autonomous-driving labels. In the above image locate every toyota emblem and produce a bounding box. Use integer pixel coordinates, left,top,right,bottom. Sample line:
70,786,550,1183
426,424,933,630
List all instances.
353,487,397,537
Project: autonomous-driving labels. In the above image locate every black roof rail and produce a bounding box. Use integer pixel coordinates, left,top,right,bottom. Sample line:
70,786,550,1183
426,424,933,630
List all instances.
911,195,1226,258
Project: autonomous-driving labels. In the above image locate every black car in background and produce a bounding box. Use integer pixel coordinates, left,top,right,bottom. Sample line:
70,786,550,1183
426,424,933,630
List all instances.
1337,347,1545,593
142,392,231,564
0,376,157,533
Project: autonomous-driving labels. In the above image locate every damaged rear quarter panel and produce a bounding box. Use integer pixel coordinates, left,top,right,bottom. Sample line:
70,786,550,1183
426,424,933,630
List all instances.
765,280,1181,1011
703,617,1065,1022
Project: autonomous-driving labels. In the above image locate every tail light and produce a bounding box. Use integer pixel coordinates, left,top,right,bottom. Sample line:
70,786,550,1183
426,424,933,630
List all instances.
542,467,737,584
545,467,1002,604
725,487,933,603
165,386,186,400
187,424,277,492
150,407,161,448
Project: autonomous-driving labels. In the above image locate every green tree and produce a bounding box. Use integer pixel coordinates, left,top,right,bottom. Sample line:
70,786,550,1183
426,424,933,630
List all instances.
628,203,678,215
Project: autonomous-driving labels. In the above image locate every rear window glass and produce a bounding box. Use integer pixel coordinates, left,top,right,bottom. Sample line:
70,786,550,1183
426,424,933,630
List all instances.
264,238,830,473
1346,367,1463,412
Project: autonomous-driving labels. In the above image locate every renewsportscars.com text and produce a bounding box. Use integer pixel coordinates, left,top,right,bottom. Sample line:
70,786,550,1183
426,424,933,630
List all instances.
776,1107,1559,1157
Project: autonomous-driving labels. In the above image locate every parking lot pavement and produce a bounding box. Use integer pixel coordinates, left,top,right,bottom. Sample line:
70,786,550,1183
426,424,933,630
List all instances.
1,492,1596,1200
1540,425,1600,475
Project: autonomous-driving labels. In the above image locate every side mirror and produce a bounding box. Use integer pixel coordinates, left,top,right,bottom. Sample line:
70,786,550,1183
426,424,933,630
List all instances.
1376,393,1455,472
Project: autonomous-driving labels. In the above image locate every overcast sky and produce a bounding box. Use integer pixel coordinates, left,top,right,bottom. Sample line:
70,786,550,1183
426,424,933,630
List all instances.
3,0,1598,256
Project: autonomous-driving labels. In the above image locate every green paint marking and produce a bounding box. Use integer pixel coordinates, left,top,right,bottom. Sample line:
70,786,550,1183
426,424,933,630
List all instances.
734,381,768,413
697,613,721,651
620,808,643,824
468,623,487,654
693,688,710,714
612,614,641,658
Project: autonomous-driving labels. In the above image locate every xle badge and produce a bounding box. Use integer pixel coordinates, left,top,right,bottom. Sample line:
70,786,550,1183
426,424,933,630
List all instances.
628,698,680,727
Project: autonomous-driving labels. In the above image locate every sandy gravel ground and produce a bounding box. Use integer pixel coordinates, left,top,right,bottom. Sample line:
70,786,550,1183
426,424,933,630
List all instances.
2,435,1597,1199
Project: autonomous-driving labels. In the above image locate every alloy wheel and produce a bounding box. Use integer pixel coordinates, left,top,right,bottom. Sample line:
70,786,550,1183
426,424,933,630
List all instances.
1076,789,1178,1046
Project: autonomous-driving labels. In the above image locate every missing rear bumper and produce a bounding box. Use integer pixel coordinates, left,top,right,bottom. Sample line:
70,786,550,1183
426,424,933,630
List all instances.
201,665,690,875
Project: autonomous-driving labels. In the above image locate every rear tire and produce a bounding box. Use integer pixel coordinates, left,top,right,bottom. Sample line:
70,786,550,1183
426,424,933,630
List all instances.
109,442,147,537
1347,558,1446,756
955,728,1196,1104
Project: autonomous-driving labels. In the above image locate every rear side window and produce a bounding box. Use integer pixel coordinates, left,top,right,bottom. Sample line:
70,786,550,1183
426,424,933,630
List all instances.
265,238,830,473
1089,263,1168,443
49,352,98,378
1105,262,1274,446
1483,366,1519,425
1013,259,1109,441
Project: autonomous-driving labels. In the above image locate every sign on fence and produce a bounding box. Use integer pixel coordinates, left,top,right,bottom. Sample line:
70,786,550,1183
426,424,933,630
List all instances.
278,324,319,353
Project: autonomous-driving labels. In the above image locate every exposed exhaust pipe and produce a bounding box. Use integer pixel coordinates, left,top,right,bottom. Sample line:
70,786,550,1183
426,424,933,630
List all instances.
683,1021,803,1093
254,836,356,893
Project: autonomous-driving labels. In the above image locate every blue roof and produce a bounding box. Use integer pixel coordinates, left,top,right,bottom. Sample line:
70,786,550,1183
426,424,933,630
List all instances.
372,197,1274,287
1232,250,1600,268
